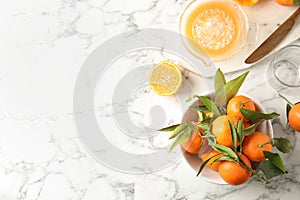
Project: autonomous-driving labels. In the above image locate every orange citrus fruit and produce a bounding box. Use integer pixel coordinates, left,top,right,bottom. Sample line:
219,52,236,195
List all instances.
219,153,252,185
181,127,203,154
148,60,182,96
288,103,300,132
227,95,256,122
201,149,224,171
211,115,238,148
234,0,259,6
275,0,298,6
242,131,273,162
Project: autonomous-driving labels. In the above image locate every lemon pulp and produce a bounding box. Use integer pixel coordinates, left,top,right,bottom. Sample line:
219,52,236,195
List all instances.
148,61,182,96
184,1,242,59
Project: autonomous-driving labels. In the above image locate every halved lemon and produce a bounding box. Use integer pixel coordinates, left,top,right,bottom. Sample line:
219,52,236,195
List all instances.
148,61,182,96
234,0,259,6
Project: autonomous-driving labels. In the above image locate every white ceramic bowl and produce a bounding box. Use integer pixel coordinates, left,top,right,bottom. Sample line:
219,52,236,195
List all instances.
181,94,273,184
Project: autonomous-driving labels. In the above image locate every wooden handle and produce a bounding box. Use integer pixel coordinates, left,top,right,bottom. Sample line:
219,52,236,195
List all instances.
289,7,300,20
245,7,300,64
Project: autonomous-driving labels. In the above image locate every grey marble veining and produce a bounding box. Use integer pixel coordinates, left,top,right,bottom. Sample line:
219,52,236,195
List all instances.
1,0,300,199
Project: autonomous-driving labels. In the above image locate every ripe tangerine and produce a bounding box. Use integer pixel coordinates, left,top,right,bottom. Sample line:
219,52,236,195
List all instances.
288,103,300,132
234,0,260,6
242,131,272,162
201,149,224,171
275,0,298,6
211,115,237,148
227,95,255,122
181,127,203,154
218,153,252,185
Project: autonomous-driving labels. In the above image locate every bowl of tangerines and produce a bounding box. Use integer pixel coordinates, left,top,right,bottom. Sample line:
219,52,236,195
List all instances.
160,69,292,185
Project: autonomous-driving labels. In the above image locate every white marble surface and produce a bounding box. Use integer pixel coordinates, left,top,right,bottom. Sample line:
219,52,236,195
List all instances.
1,0,300,199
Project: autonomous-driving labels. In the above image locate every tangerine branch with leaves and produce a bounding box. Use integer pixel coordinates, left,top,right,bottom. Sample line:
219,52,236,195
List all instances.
159,69,292,185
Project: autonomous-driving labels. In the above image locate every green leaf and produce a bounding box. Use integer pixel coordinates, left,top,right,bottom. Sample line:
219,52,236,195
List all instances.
168,123,189,139
294,0,300,6
259,160,284,179
214,69,226,105
273,137,293,153
228,120,237,151
199,96,221,116
206,134,216,146
190,105,208,111
197,111,213,123
197,156,213,176
243,123,259,136
214,68,226,93
263,151,287,173
213,155,235,163
212,143,238,160
186,94,194,102
169,128,191,152
186,94,201,102
199,112,206,122
240,108,280,121
159,124,181,132
237,119,244,143
215,71,249,106
197,122,210,133
189,123,201,135
197,111,205,123
224,71,249,99
197,153,224,176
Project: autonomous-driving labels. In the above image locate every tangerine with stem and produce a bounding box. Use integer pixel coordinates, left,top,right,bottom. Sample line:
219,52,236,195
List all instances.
288,103,300,132
227,95,256,122
218,153,252,185
242,131,273,162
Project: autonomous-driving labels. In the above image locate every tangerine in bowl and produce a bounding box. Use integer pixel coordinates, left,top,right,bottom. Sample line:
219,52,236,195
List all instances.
180,93,273,184
160,69,291,185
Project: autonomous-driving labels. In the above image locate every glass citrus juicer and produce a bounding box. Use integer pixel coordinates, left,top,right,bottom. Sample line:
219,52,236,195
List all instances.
179,0,249,62
266,44,300,93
